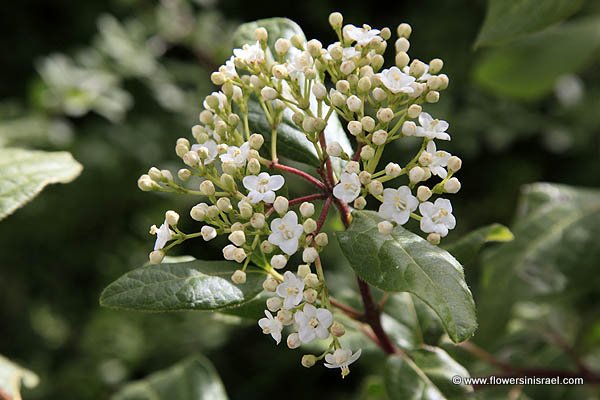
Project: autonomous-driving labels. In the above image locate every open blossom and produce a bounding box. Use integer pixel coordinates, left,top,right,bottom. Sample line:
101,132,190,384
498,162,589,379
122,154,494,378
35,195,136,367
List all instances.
424,141,450,178
286,48,314,79
378,67,416,94
324,348,362,378
219,142,250,167
258,310,283,344
220,56,237,78
268,211,303,255
243,172,285,204
276,271,305,309
378,186,418,225
233,41,265,64
415,112,450,141
191,140,218,165
344,24,381,45
294,304,333,343
333,172,361,203
153,220,172,250
419,198,456,237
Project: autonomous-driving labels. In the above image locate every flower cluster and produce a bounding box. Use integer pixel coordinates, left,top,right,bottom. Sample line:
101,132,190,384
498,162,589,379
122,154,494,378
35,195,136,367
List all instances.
137,11,463,377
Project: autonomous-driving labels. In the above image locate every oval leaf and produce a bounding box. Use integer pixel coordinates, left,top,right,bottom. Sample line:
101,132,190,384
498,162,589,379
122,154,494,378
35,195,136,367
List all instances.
475,0,584,47
337,211,477,343
0,148,82,221
443,223,513,265
112,355,227,400
100,260,265,312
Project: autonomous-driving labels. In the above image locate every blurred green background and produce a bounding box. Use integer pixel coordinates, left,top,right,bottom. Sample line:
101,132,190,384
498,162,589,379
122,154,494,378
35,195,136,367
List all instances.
1,0,599,399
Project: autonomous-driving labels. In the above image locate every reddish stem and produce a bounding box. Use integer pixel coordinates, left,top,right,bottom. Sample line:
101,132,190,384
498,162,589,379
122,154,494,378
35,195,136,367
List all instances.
330,298,364,320
318,132,336,187
288,193,327,207
357,277,398,354
270,162,328,191
316,196,333,232
352,143,364,161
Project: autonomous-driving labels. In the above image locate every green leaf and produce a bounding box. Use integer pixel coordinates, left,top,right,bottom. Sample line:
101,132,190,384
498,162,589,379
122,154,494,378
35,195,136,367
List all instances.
384,348,473,400
337,211,477,343
443,224,513,265
0,354,39,400
232,17,305,55
475,0,584,47
100,260,265,312
474,17,600,100
476,183,600,342
218,291,270,319
112,355,227,400
0,148,82,221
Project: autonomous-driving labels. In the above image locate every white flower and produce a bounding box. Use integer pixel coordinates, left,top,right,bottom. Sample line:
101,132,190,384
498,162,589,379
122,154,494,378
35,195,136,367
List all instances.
219,142,250,167
324,43,360,61
378,67,416,94
344,24,381,46
419,198,456,237
276,271,305,309
221,56,237,78
243,172,285,204
415,113,451,141
233,41,265,64
294,304,333,343
190,140,218,165
424,141,450,178
324,348,362,378
378,186,418,225
258,310,283,344
268,211,303,255
153,220,172,250
333,172,361,203
286,48,313,79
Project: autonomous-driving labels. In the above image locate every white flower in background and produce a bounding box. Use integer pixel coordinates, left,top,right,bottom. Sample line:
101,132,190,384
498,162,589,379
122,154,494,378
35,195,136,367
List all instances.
276,271,305,309
243,172,285,204
403,64,431,82
286,48,313,79
268,211,304,255
202,91,227,112
294,304,333,343
221,56,237,78
219,142,250,167
378,67,416,94
333,172,361,203
153,220,172,250
324,348,362,378
419,198,456,237
233,41,265,64
415,113,450,141
258,310,283,344
344,24,381,45
378,186,418,225
191,140,218,165
424,141,450,178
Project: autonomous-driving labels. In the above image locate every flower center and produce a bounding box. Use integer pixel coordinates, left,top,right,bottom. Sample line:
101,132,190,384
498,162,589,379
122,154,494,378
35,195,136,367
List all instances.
432,208,448,223
279,224,295,240
344,183,357,192
394,196,406,211
286,287,299,296
308,317,320,328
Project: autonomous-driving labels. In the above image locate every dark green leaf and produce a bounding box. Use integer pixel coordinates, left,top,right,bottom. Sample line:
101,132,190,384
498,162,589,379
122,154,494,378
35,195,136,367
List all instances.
384,348,473,400
475,0,584,47
112,355,228,400
218,291,270,319
444,224,513,264
337,211,477,343
475,17,600,100
100,260,265,312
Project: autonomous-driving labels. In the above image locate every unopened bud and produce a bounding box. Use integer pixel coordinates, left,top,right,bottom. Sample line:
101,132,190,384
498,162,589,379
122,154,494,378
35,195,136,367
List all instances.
274,38,291,55
417,186,432,201
302,247,319,263
372,129,388,146
297,264,311,278
304,288,318,303
347,121,362,136
271,254,287,269
273,196,289,215
263,276,278,292
314,232,328,247
402,121,417,136
232,248,247,263
303,218,317,234
277,309,294,325
329,12,343,29
190,203,208,221
346,95,362,113
217,197,232,212
149,250,165,265
231,269,247,284
327,141,343,157
444,177,461,193
345,161,360,174
228,230,246,247
138,175,157,191
359,171,372,185
260,240,274,254
360,145,375,160
183,151,200,167
311,82,327,100
201,225,217,241
300,202,315,218
376,108,394,123
354,196,367,209
368,180,384,195
372,87,387,102
178,168,191,181
385,162,402,177
250,212,265,229
266,296,283,312
418,152,432,166
200,180,215,196
357,76,372,93
301,355,316,368
395,52,410,68
165,210,179,226
409,166,425,183
331,322,346,337
287,332,301,349
426,91,440,103
397,23,412,38
448,156,462,172
429,58,443,74
261,86,278,101
427,233,441,245
378,220,394,235
304,273,320,288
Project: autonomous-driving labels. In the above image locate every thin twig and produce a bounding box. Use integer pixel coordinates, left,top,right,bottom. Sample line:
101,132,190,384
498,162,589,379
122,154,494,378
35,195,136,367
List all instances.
270,162,328,191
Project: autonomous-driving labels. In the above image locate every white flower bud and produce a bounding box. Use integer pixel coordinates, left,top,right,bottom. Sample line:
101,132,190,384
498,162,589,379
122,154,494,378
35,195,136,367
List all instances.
372,87,387,102
329,12,343,29
199,110,213,125
149,250,165,265
324,141,343,157
448,156,462,172
260,240,274,253
290,34,304,49
201,226,217,241
277,309,294,325
302,116,317,133
407,104,422,119
190,203,208,221
211,71,226,85
138,175,156,192
426,91,440,103
385,162,402,177
263,276,278,292
395,52,410,68
330,45,344,60
228,230,246,247
207,205,220,219
340,60,356,75
330,90,346,107
183,151,200,167
395,37,410,53
409,166,425,183
378,220,394,235
232,248,247,263
438,74,449,90
299,202,315,218
231,269,247,284
220,174,236,191
311,82,327,100
417,186,432,202
359,171,372,185
372,129,388,146
178,168,191,181
429,58,443,74
315,233,329,249
307,39,322,57
336,81,350,95
232,86,243,102
231,222,244,232
370,54,385,70
331,322,346,337
358,117,374,134
347,121,362,136
303,218,317,234
222,244,236,260
271,254,287,270
409,59,426,78
267,297,283,312
297,264,311,278
376,108,394,123
272,64,288,79
368,180,384,196
274,38,291,55
301,355,316,368
302,247,319,263
418,151,432,166
357,76,372,93
165,210,179,226
345,161,360,174
303,288,318,303
249,134,264,150
354,196,367,209
397,23,412,38
200,180,215,196
287,333,301,349
427,233,441,245
254,27,268,41
444,177,461,193
261,86,278,101
250,212,265,229
402,121,417,136
304,273,320,288
273,196,289,215
360,145,375,160
217,197,232,212
346,95,362,113
247,158,261,175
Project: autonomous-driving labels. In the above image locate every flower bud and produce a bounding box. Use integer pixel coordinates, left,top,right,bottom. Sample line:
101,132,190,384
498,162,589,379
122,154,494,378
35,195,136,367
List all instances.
330,322,346,337
357,76,372,93
300,202,315,218
211,71,226,85
347,121,362,136
217,144,229,154
311,82,327,100
426,91,440,103
395,37,410,53
207,205,220,219
222,244,236,260
407,104,422,119
199,110,213,125
244,159,260,176
427,233,441,245
314,233,329,247
372,87,387,102
190,203,208,221
402,121,417,136
271,254,287,269
326,141,343,157
200,180,215,196
287,333,301,349
330,90,346,107
232,248,247,263
250,212,265,228
290,34,304,49
359,171,372,185
438,74,449,90
380,27,391,40
409,166,425,183
272,64,288,79
231,269,247,284
183,151,200,167
303,218,317,234
447,156,462,172
368,180,383,196
266,296,283,312
304,273,320,288
220,174,236,191
178,168,191,181
303,288,318,304
301,355,316,368
370,54,385,70
138,175,157,191
397,23,412,38
217,197,232,212
274,38,291,55
201,225,217,241
277,309,294,325
376,108,394,123
429,58,443,74
302,116,317,133
149,250,165,265
302,247,319,263
297,264,311,278
346,95,362,113
273,196,289,215
228,230,246,247
260,240,274,254
255,27,268,41
353,196,367,209
444,177,461,193
263,276,278,292
417,186,432,202
248,133,264,150
395,52,410,68
329,12,343,29
372,129,388,146
385,162,402,177
261,86,278,101
409,59,426,78
360,145,375,160
345,161,360,174
307,39,322,57
378,220,394,235
418,151,432,166
165,210,179,226
340,60,356,75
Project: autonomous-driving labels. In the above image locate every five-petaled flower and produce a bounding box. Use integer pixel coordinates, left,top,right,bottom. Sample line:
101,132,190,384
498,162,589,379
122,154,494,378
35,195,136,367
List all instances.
378,67,416,94
324,348,362,378
243,172,285,204
415,112,450,141
258,310,283,344
333,172,361,203
378,186,418,225
419,198,456,237
268,211,304,255
276,271,305,309
295,304,333,343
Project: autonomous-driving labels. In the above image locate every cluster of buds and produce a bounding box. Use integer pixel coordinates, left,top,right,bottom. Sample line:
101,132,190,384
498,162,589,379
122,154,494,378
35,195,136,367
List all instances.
137,11,463,377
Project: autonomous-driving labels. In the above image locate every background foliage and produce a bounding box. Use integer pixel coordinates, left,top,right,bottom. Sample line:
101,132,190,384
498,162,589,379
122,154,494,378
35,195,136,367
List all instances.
1,0,599,399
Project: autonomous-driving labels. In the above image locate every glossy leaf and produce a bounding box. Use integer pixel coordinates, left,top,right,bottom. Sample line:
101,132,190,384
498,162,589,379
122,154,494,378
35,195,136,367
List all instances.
0,354,39,400
112,355,227,400
100,260,265,312
444,223,513,264
337,211,477,343
0,148,82,221
384,348,473,400
475,0,584,47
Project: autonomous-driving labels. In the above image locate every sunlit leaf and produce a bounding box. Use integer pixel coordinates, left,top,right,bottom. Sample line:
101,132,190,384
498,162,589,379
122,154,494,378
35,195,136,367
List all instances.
444,223,513,264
